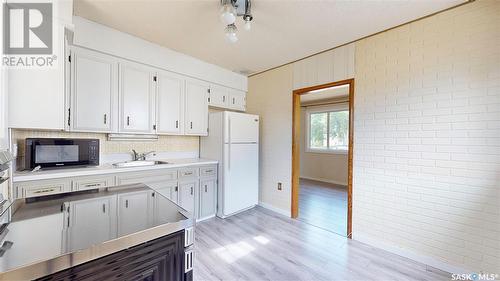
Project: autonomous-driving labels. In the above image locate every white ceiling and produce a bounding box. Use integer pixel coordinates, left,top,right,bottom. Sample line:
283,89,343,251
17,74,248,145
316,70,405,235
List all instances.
74,0,465,75
301,84,348,104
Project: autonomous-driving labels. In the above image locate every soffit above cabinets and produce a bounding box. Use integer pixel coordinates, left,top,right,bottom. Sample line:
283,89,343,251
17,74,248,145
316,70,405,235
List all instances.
74,0,466,75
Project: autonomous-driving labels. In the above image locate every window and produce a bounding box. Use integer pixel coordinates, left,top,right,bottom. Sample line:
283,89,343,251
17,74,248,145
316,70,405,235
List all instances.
308,109,349,153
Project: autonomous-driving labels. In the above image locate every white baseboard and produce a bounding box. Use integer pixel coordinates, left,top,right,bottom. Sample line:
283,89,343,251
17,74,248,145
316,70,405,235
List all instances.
300,176,347,186
353,233,470,274
258,201,291,217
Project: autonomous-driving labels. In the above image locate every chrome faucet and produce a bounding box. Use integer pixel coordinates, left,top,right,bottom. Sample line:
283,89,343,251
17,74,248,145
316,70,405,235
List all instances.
132,150,155,161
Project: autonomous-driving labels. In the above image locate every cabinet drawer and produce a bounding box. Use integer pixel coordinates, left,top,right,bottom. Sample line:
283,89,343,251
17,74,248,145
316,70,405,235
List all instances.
116,169,178,186
73,175,115,191
15,178,72,199
178,167,198,179
200,166,217,177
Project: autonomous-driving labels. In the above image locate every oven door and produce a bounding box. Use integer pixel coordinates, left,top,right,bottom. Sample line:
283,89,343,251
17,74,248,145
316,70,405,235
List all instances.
25,139,99,169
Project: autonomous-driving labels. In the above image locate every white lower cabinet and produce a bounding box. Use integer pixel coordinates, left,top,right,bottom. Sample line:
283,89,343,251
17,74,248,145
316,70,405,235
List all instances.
63,196,117,252
199,178,216,220
178,181,197,215
13,164,218,221
153,180,179,204
117,190,155,236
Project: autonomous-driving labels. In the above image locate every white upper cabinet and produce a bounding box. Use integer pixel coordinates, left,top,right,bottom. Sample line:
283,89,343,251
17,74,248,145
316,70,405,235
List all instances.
228,89,246,111
185,79,209,136
209,84,229,108
209,84,247,112
70,47,118,132
119,62,156,134
156,71,185,135
8,24,67,130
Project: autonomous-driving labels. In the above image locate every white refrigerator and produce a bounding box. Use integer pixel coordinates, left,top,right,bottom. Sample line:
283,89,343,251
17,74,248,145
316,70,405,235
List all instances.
200,111,259,218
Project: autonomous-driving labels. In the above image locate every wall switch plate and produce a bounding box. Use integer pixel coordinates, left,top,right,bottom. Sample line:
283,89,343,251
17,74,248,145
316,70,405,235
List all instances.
277,182,282,191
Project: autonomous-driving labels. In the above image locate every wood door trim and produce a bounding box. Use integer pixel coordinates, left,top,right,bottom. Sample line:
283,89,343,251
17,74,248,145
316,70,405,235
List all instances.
291,78,354,238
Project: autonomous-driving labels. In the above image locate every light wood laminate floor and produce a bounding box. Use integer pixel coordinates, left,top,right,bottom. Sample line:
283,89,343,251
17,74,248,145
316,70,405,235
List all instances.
298,178,348,236
194,207,449,281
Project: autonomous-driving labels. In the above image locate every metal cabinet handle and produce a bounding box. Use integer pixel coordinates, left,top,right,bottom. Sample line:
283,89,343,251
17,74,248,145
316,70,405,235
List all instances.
190,187,193,195
232,97,235,104
83,183,100,188
205,169,213,173
104,114,107,124
125,200,129,208
190,122,193,129
184,171,193,176
205,185,207,192
34,188,56,194
102,204,106,213
0,241,13,257
127,116,130,126
223,96,226,102
176,120,178,128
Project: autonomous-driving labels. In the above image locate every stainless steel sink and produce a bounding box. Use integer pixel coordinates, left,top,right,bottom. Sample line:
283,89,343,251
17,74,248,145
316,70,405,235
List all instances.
112,160,169,168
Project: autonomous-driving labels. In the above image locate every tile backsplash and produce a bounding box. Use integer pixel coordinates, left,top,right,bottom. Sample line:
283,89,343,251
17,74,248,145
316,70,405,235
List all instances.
12,129,199,159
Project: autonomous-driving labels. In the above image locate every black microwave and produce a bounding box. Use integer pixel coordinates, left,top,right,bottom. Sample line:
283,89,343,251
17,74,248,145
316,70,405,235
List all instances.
25,138,99,170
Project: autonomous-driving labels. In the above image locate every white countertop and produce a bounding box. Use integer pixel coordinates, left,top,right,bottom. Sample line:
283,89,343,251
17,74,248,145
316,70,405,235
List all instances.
13,158,218,182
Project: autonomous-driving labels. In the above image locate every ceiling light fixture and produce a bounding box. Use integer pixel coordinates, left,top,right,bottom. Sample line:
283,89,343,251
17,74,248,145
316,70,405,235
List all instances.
220,0,254,43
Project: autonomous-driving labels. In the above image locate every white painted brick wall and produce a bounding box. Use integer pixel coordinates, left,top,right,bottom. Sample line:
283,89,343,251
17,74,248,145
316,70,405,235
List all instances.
353,0,500,272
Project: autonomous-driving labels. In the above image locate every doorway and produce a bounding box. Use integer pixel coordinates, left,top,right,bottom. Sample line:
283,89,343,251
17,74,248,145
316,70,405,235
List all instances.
291,79,354,238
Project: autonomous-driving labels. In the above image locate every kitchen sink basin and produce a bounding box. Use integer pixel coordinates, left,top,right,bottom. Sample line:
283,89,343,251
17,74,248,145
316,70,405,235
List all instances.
112,160,169,168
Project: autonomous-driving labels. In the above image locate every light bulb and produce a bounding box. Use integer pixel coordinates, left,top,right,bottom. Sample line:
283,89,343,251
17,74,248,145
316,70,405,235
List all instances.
220,4,236,25
224,24,238,43
226,33,238,43
244,20,251,31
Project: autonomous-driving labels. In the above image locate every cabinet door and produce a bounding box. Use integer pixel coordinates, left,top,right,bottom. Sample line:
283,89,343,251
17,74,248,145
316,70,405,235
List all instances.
229,89,246,111
65,196,116,251
8,24,66,130
117,190,154,236
209,84,229,108
199,178,216,219
119,62,155,133
70,47,118,132
156,71,184,135
150,180,178,204
185,79,208,136
178,181,196,215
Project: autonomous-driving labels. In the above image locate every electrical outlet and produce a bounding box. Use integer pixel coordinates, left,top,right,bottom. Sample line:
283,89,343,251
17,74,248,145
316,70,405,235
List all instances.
277,182,282,191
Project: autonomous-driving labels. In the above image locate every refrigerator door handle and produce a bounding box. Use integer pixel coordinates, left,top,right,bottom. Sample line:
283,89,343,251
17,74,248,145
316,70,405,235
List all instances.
228,116,231,171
